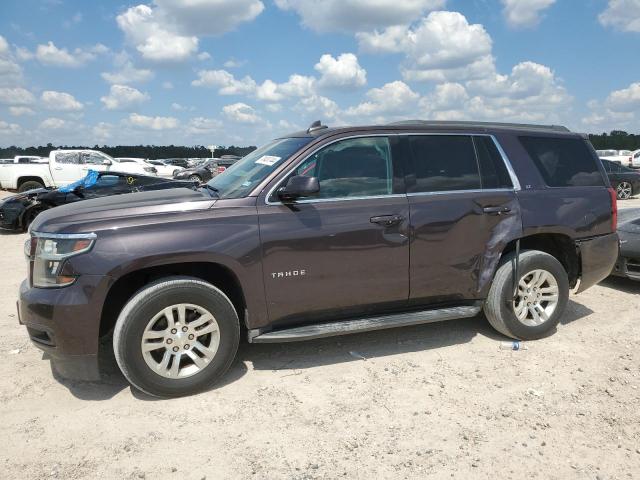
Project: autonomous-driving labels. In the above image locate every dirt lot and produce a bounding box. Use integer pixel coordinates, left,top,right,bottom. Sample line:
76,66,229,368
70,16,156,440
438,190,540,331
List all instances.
1,190,639,479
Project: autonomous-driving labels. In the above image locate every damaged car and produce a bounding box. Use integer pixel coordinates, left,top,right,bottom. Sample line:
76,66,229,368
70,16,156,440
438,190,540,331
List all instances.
0,170,197,232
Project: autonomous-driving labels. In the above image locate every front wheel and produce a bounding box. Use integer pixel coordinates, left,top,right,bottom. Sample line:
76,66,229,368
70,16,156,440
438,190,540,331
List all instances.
113,277,240,398
616,181,633,200
17,180,44,193
484,250,569,340
189,174,202,183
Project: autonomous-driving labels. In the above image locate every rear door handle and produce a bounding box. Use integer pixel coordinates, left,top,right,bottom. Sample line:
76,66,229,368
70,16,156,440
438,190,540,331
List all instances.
483,206,511,215
370,214,404,226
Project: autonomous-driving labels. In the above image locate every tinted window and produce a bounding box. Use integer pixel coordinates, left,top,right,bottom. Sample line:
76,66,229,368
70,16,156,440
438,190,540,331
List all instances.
601,160,612,173
407,135,480,193
519,136,605,187
56,152,80,164
292,137,393,199
474,136,513,189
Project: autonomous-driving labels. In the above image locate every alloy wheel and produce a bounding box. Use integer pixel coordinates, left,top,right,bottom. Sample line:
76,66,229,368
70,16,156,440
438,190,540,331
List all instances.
141,304,220,379
512,269,559,327
616,182,632,200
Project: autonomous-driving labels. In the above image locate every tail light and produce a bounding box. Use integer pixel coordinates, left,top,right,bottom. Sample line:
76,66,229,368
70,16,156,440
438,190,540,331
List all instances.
607,187,617,232
217,166,226,175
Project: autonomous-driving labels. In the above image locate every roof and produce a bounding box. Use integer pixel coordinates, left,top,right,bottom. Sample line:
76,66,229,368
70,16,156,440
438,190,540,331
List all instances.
283,120,573,139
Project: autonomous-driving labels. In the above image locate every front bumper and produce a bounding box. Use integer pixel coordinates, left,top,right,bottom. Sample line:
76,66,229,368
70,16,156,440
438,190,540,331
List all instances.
575,232,619,293
18,275,110,381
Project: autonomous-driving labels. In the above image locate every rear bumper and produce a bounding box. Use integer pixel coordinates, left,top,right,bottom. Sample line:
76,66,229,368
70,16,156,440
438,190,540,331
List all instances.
575,233,619,293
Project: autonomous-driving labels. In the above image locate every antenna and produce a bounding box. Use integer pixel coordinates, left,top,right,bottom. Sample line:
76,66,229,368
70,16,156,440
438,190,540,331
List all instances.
307,120,328,134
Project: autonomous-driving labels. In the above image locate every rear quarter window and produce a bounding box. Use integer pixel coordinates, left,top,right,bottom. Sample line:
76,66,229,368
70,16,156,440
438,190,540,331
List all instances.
519,136,605,187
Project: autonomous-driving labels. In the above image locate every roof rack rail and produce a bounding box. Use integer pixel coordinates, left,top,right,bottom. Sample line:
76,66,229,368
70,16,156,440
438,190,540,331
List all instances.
387,120,571,133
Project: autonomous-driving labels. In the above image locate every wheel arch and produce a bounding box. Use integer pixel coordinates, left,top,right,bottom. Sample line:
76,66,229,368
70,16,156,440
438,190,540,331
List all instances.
499,233,580,288
100,261,248,338
17,176,45,189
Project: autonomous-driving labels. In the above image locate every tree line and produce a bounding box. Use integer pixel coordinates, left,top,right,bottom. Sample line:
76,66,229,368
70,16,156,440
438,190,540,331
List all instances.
0,143,257,159
588,131,640,150
1,131,638,159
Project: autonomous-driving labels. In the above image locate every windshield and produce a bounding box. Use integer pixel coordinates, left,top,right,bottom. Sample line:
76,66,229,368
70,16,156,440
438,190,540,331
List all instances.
207,137,312,199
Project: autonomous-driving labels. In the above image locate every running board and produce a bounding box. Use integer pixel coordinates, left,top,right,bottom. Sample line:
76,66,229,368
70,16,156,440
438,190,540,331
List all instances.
249,305,481,343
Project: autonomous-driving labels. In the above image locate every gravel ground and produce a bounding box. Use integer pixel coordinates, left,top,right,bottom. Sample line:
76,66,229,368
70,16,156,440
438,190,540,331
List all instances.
0,190,639,479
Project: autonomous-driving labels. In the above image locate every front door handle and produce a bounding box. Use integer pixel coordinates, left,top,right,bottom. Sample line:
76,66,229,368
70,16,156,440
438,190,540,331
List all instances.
370,214,404,226
483,206,511,215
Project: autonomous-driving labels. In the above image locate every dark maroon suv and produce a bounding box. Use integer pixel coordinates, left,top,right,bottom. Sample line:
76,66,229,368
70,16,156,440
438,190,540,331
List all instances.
18,121,619,397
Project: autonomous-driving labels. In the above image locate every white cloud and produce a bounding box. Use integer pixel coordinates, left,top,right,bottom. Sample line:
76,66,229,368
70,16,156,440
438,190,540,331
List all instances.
100,84,150,110
599,0,640,32
605,82,640,112
162,81,174,89
197,52,212,61
314,53,367,89
192,69,257,94
278,74,316,97
0,87,36,105
223,102,260,123
9,106,34,116
34,41,107,67
501,0,556,29
93,122,113,141
171,102,195,111
116,1,264,61
223,58,246,68
0,119,22,136
0,36,8,56
117,5,198,62
41,90,83,111
186,116,222,134
274,0,445,32
358,11,494,83
40,117,68,130
296,95,340,119
101,53,154,84
0,35,24,86
346,80,419,118
128,113,179,130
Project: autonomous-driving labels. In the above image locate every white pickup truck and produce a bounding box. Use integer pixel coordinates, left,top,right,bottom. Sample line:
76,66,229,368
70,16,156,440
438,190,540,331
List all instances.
0,149,157,192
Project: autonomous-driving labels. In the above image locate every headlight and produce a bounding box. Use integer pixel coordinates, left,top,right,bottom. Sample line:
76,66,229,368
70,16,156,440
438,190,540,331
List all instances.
27,233,96,288
144,167,157,174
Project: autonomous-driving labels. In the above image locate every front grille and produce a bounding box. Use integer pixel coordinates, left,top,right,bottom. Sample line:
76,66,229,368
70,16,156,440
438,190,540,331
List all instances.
627,258,640,274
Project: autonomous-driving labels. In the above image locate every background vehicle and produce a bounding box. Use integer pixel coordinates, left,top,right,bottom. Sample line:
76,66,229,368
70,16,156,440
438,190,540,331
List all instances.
0,170,197,231
173,158,216,182
214,155,241,175
0,150,156,192
146,160,184,178
596,149,634,167
0,156,48,164
611,208,640,281
19,121,619,398
157,158,190,169
632,149,640,169
601,159,640,199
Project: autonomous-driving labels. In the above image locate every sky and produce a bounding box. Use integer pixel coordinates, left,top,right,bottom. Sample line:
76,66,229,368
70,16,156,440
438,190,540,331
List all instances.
0,0,639,147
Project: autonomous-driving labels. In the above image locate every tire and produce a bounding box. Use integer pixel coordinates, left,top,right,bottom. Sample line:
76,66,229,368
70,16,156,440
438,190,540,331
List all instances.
189,174,202,183
484,250,569,340
113,276,240,398
18,180,44,193
22,207,43,231
616,181,633,200
172,169,179,177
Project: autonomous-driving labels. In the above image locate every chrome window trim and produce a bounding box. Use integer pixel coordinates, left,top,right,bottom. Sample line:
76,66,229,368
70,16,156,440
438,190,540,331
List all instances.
264,132,521,206
407,188,514,197
31,231,97,240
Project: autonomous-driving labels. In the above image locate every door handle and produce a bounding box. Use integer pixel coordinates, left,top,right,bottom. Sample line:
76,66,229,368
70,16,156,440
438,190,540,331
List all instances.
54,166,63,170
370,214,404,226
483,206,511,215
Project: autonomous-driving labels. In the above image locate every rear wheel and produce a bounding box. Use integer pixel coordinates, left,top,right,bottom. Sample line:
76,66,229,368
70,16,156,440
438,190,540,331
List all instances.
18,180,44,193
113,276,240,398
484,250,569,340
189,174,202,183
616,181,633,200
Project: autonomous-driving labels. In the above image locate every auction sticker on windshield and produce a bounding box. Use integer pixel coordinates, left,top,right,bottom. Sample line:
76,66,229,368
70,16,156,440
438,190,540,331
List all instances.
255,155,281,166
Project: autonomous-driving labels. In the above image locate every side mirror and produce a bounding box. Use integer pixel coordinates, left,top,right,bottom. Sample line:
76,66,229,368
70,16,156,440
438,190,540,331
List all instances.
277,175,320,202
103,159,112,166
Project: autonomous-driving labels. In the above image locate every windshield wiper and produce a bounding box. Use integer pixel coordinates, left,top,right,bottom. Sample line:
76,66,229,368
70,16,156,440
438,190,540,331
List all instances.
200,184,220,198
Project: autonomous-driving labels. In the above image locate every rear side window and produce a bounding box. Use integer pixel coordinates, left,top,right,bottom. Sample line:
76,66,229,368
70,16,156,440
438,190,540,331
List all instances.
519,136,605,187
407,135,481,192
473,136,513,189
56,152,80,164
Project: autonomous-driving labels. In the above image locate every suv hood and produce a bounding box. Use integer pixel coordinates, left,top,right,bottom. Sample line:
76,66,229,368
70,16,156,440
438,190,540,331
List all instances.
31,187,215,234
